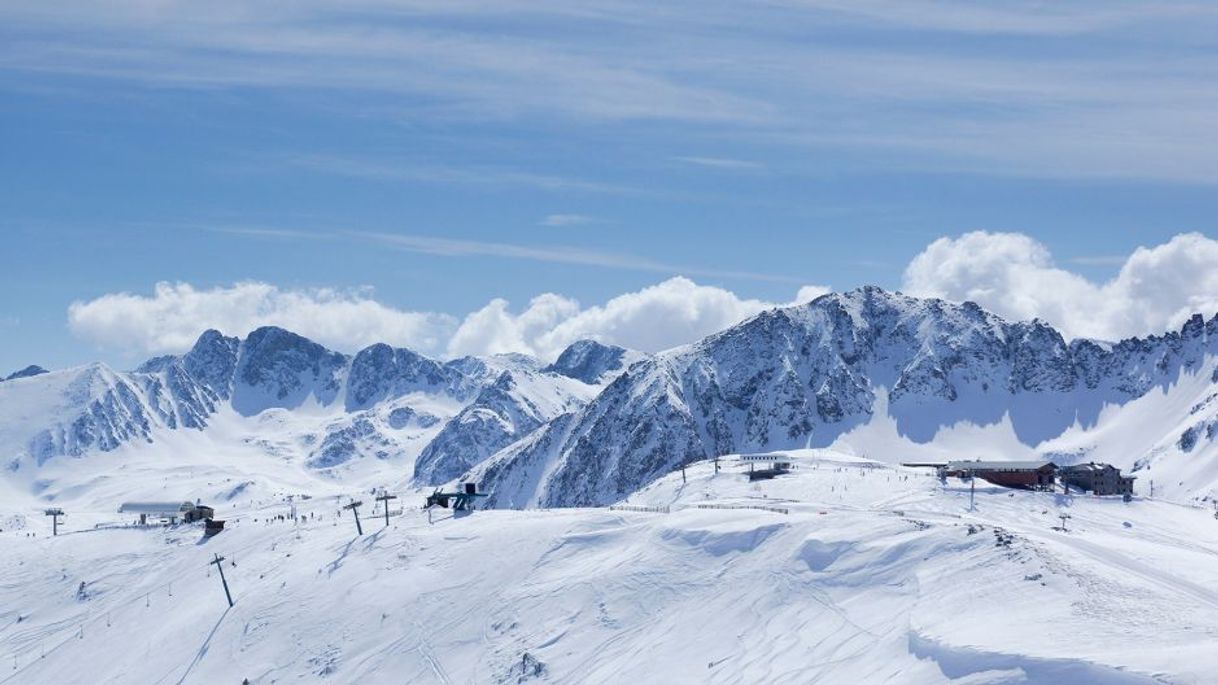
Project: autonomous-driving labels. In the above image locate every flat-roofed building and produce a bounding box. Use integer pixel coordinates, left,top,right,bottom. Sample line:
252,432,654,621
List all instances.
942,460,1058,490
119,501,215,524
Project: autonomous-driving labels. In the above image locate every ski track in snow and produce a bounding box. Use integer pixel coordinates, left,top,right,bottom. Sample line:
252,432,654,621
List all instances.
4,450,1218,684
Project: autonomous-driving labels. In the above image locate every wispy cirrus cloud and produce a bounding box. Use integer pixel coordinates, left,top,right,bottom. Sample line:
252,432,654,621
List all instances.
284,154,641,195
207,226,333,241
673,156,764,171
539,214,598,227
4,0,1218,184
349,230,806,284
202,224,806,284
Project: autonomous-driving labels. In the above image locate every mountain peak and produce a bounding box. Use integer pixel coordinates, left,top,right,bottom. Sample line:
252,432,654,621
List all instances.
2,364,49,382
346,342,453,411
477,288,1218,508
183,328,240,400
231,326,346,415
545,339,633,384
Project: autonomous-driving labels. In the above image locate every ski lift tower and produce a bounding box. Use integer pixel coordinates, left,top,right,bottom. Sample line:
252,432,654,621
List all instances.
44,508,64,536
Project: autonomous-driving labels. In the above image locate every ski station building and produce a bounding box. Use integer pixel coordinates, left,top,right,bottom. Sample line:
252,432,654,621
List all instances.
941,460,1058,490
738,453,794,481
904,458,1138,496
1060,462,1136,496
118,501,215,525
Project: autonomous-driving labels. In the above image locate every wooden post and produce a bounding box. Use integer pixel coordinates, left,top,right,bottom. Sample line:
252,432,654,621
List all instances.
343,501,364,536
209,553,234,608
375,493,398,527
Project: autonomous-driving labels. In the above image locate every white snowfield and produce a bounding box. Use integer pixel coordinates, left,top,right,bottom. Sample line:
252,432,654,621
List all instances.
3,450,1218,684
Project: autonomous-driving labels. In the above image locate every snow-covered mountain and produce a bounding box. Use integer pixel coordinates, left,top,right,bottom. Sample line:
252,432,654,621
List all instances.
5,287,1218,510
413,369,597,485
471,287,1218,508
0,328,631,491
542,339,642,385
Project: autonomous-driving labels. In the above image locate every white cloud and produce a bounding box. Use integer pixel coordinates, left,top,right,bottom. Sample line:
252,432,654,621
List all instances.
901,231,1218,341
67,277,829,363
794,285,831,304
66,233,1218,365
447,277,827,360
67,281,457,357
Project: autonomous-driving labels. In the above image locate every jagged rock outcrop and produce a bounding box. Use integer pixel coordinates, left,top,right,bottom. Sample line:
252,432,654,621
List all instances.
0,326,605,474
413,369,595,485
473,287,1218,508
346,343,459,411
5,288,1217,504
544,340,639,385
230,327,348,415
2,365,48,382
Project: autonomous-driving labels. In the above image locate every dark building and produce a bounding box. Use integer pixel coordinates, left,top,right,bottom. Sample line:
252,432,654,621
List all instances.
942,460,1058,490
184,505,215,523
1060,462,1135,496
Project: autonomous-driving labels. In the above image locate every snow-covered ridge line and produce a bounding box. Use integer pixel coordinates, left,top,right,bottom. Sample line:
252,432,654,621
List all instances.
0,326,637,482
5,286,1218,509
469,287,1218,508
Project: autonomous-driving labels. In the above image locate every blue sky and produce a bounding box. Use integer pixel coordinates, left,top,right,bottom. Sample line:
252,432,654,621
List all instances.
3,1,1218,372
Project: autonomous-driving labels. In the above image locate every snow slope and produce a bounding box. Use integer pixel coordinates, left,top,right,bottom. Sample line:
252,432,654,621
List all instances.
469,288,1218,508
3,450,1217,684
6,288,1218,513
0,331,626,493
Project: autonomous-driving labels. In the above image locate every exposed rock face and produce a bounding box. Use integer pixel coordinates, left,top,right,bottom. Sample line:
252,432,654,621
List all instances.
473,287,1218,508
182,329,240,400
24,365,155,465
413,369,594,485
345,343,458,411
5,288,1217,506
1,326,606,475
544,340,637,385
230,326,348,415
2,365,49,382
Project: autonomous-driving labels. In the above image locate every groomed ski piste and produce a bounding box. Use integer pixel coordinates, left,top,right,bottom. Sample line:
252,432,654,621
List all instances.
3,450,1218,684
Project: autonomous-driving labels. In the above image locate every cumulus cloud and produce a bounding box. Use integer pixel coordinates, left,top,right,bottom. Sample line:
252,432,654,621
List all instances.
794,285,832,304
902,231,1218,341
69,232,1218,365
448,277,827,360
68,277,830,362
447,294,582,359
67,281,457,357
